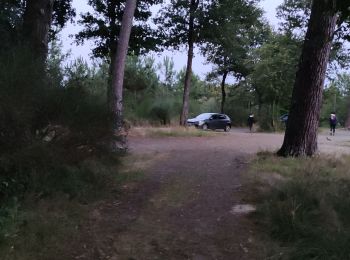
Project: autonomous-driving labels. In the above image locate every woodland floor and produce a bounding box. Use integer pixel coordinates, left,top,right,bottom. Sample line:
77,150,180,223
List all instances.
72,127,350,260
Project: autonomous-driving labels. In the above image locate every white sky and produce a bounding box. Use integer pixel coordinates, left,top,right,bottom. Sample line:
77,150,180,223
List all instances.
61,0,284,77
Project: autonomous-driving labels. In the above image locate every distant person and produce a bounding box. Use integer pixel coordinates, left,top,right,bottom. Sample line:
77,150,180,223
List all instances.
329,112,337,136
247,113,255,132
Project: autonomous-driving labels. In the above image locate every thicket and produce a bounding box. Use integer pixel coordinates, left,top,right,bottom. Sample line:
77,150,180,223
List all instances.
123,56,223,126
0,42,119,257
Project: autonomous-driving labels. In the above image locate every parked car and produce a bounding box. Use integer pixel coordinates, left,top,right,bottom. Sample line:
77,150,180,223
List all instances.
187,113,231,131
280,113,288,123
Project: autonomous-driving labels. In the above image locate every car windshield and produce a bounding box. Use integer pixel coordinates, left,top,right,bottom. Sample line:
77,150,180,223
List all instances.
195,113,214,120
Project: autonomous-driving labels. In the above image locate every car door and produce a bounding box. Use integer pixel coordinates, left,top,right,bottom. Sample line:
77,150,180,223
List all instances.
209,114,220,129
217,114,227,129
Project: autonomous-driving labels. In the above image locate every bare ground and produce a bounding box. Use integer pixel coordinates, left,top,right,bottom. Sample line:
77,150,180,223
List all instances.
73,128,350,260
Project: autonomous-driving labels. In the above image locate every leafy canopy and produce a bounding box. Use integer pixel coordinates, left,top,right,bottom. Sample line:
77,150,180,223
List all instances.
76,0,161,59
200,0,268,78
154,0,207,50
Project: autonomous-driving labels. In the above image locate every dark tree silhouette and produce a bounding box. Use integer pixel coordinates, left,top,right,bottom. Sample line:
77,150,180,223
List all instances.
110,0,137,151
278,0,339,156
155,0,203,126
23,0,54,61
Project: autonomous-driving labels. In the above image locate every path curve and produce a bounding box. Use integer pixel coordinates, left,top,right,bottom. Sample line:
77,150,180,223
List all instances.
76,128,350,259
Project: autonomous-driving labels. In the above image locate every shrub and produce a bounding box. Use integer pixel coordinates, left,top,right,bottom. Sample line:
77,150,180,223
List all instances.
0,47,116,250
251,154,350,259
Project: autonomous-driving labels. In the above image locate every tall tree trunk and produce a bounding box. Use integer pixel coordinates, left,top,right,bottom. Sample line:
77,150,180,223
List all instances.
180,0,198,126
23,0,54,62
220,71,228,114
277,0,338,157
108,45,117,110
271,101,276,130
110,0,137,151
345,100,350,129
107,1,118,110
255,87,263,118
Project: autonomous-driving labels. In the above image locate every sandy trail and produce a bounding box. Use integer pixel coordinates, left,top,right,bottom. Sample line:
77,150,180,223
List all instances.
75,128,350,259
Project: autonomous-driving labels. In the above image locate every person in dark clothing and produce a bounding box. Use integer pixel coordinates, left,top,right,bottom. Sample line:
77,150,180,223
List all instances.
329,112,337,136
247,113,255,132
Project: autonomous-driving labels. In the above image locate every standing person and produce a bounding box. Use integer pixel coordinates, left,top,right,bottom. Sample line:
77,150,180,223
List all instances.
329,112,337,136
247,113,255,132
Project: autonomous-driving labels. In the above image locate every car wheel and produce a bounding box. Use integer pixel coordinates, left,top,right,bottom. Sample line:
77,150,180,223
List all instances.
202,124,208,130
224,125,231,132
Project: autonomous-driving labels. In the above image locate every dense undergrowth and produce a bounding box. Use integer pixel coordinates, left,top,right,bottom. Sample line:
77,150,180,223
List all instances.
0,47,123,259
250,152,350,259
0,151,121,260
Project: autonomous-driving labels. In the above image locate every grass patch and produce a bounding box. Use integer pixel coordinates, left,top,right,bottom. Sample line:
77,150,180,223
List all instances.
0,142,147,260
0,197,88,260
114,170,145,184
248,152,350,259
132,127,218,138
149,177,198,209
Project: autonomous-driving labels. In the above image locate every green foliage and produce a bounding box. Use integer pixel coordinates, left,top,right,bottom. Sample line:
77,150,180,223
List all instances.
276,0,311,37
63,57,109,100
0,0,74,47
250,34,301,108
277,0,350,71
200,0,268,78
0,42,115,252
0,0,24,51
224,84,252,126
1,199,86,260
47,40,69,88
125,90,182,125
333,73,350,96
123,55,175,125
251,154,350,259
276,0,350,39
0,143,117,203
46,53,111,143
149,100,173,125
154,0,204,49
157,56,176,89
245,33,301,130
0,198,20,244
0,50,111,188
52,0,75,36
76,0,161,59
175,68,211,100
321,74,350,127
122,56,221,125
0,46,48,151
124,55,159,92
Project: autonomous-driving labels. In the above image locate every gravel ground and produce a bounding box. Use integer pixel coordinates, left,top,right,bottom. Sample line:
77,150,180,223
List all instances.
73,127,350,260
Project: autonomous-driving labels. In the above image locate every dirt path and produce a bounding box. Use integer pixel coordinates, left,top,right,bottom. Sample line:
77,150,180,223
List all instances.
76,129,350,260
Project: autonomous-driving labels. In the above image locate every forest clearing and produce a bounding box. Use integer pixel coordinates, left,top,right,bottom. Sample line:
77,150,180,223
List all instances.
2,0,350,259
68,128,350,259
3,127,350,259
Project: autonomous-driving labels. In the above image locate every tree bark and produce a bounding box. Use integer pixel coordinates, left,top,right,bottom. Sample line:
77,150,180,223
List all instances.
254,86,263,118
180,0,198,126
110,0,137,151
107,1,118,110
220,71,228,114
345,101,350,129
108,45,117,110
23,0,54,62
277,0,338,157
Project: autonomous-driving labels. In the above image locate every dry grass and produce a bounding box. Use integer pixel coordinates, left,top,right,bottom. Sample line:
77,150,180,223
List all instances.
246,152,350,259
0,152,146,260
129,126,219,138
